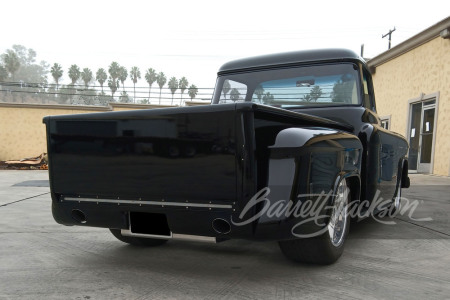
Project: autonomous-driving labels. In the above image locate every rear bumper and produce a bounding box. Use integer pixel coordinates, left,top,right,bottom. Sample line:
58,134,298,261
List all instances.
52,193,256,240
51,193,318,242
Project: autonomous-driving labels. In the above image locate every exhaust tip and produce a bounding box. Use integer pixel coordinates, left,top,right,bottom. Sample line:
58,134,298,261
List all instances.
71,209,87,224
212,218,231,234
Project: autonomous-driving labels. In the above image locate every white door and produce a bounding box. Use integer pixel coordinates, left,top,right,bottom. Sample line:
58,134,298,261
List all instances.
408,99,436,173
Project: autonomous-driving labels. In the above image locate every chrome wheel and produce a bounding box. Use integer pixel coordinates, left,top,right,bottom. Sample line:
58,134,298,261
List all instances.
328,179,349,247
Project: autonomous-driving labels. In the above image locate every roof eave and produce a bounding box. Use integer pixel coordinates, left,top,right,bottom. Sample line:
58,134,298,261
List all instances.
367,17,450,74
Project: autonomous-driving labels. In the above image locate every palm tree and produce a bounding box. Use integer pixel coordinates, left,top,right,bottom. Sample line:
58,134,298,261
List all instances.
68,64,80,84
156,72,167,105
254,84,264,103
108,77,120,99
118,66,127,93
178,77,188,105
108,62,121,98
222,80,231,102
81,68,93,88
130,66,141,102
2,50,20,81
50,63,63,91
188,84,198,101
262,92,274,104
108,62,120,81
309,85,322,102
67,65,80,103
96,68,107,93
168,77,178,105
230,88,240,102
145,68,157,102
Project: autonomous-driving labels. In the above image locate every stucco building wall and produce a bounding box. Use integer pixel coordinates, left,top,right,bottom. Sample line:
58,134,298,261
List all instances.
0,103,178,161
371,36,450,175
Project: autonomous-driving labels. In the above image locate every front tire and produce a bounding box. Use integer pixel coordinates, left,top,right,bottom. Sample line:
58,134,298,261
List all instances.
278,178,351,265
109,229,168,247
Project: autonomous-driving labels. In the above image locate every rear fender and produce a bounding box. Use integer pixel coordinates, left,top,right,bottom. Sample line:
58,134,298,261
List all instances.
253,127,362,239
268,127,362,196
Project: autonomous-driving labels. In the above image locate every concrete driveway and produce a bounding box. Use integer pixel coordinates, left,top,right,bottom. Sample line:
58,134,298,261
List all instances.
1,171,449,299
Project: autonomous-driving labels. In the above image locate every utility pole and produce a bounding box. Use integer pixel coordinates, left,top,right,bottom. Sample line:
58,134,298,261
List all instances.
382,27,396,50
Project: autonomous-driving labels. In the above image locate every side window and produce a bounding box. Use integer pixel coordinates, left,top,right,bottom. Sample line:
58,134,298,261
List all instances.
362,70,376,112
219,80,247,103
380,115,391,130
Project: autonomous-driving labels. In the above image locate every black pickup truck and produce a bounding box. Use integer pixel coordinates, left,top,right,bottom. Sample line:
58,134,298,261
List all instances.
43,49,409,264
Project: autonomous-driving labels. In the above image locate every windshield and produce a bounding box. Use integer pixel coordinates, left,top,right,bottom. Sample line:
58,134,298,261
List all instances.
212,63,361,108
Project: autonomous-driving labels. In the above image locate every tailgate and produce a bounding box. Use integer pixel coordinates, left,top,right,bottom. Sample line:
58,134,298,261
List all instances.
44,106,239,203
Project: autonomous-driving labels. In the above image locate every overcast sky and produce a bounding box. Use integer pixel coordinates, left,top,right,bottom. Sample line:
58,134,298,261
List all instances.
1,0,449,92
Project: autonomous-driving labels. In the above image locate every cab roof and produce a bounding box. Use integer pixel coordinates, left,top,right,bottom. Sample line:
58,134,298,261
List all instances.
218,49,364,75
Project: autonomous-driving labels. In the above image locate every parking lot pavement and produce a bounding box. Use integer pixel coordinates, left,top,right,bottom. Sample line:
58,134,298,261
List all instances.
0,171,449,299
0,170,50,206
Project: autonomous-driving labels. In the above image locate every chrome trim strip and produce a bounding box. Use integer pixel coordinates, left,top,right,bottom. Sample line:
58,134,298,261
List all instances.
62,197,233,209
121,228,172,239
172,234,217,243
121,229,217,243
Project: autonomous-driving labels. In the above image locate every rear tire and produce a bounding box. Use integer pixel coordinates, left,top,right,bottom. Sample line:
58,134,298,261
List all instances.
278,178,351,265
109,229,168,247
